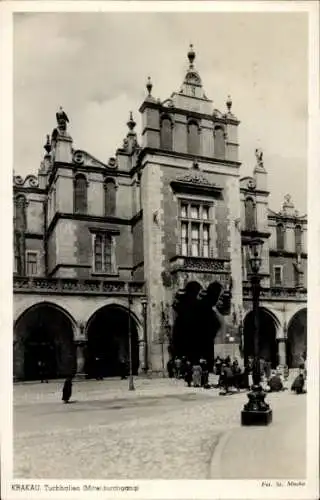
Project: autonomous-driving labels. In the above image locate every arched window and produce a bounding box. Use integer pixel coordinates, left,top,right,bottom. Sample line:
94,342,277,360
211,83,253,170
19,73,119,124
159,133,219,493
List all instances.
160,116,173,150
276,223,285,250
187,120,200,155
214,126,225,159
15,195,27,231
104,178,117,216
295,225,302,254
244,197,256,231
74,174,87,214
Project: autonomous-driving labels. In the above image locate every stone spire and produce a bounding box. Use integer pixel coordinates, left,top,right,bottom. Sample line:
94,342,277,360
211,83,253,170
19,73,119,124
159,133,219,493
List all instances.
179,44,207,100
122,111,139,153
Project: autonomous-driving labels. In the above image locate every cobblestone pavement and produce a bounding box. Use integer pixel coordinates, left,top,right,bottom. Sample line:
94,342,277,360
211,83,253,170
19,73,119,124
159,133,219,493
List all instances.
210,392,307,479
13,376,306,480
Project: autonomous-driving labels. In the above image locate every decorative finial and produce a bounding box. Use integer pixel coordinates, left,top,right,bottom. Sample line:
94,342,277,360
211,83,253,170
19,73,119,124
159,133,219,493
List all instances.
226,95,232,112
127,111,136,131
146,76,153,96
187,43,196,68
44,134,51,155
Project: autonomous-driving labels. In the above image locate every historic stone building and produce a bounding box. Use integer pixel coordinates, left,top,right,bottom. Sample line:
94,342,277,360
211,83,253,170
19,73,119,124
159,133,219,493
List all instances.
13,47,307,380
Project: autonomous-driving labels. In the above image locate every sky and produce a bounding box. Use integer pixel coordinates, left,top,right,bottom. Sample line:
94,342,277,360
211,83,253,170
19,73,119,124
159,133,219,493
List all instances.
13,11,308,214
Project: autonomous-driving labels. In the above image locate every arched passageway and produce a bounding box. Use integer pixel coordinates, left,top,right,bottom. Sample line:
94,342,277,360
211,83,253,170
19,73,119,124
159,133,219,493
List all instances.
85,305,139,378
14,303,76,381
286,308,307,368
243,308,278,368
172,281,226,369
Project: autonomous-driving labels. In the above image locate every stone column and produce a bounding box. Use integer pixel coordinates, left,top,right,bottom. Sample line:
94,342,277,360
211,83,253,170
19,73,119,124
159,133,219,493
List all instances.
277,339,287,367
75,342,86,376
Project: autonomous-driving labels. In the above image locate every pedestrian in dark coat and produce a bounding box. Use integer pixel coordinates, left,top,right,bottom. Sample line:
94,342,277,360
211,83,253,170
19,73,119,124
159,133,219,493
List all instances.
215,356,222,376
200,359,210,388
167,359,174,378
62,376,73,403
184,361,193,387
291,373,306,394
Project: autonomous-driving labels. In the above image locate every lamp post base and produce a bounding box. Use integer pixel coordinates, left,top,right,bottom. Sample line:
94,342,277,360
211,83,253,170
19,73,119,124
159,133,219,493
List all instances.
128,376,135,391
241,384,272,426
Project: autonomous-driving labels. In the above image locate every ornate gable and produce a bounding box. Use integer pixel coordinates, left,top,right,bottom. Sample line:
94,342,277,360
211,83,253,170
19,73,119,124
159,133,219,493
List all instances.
72,150,118,170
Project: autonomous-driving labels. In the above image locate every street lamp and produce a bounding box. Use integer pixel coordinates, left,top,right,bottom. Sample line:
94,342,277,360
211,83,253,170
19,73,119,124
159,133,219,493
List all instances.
241,236,272,426
140,297,148,373
127,293,135,391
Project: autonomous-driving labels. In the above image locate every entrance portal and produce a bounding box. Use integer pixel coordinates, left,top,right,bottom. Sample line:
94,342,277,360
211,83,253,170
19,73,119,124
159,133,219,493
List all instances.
14,303,76,381
243,308,278,368
286,308,307,368
172,281,224,368
86,305,139,378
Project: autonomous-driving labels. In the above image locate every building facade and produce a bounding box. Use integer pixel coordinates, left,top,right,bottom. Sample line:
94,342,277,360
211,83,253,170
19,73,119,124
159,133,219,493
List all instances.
13,47,307,380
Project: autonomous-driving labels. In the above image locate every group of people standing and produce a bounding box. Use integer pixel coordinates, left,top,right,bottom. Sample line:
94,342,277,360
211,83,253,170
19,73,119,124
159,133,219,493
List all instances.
167,354,307,395
167,357,210,388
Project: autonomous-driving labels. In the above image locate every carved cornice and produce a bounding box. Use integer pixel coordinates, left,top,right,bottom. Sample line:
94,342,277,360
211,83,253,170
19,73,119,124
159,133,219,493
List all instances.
13,174,40,188
13,276,145,296
171,174,223,196
170,256,230,274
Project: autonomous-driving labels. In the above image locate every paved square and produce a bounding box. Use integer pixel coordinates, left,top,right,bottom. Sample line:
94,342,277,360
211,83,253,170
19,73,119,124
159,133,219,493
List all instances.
13,378,306,479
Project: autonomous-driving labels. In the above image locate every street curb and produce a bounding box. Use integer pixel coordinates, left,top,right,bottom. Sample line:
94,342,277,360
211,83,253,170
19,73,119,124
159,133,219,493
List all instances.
209,427,235,479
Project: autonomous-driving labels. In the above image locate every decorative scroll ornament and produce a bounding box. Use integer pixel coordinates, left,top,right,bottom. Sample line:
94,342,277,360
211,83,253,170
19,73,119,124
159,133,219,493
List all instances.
13,174,39,188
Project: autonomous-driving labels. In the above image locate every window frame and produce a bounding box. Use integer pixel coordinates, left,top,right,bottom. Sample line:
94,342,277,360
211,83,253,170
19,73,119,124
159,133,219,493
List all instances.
104,177,117,217
276,223,285,250
74,173,88,214
25,250,40,277
213,125,226,159
160,115,173,151
273,265,283,287
178,199,213,258
92,231,117,275
244,196,256,231
187,119,201,155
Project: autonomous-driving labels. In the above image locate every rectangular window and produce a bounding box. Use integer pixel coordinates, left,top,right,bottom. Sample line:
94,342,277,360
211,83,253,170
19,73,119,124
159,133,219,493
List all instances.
181,204,188,218
273,266,283,286
190,205,199,219
202,206,209,220
179,201,213,258
93,233,116,274
203,224,210,257
181,222,188,256
191,224,200,256
26,251,38,276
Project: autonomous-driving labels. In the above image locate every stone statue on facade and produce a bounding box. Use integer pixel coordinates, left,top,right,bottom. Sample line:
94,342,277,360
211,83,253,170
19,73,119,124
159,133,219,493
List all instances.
56,106,69,132
255,148,264,167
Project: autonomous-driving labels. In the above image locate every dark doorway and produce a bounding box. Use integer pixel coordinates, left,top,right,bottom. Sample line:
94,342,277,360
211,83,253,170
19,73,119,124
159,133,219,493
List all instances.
86,305,139,378
243,308,278,368
286,308,307,368
14,303,76,381
172,281,223,369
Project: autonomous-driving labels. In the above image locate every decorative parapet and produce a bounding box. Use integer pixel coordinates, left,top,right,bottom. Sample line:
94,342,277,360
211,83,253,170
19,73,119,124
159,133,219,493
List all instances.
13,174,39,188
243,284,307,301
170,256,231,274
13,276,145,296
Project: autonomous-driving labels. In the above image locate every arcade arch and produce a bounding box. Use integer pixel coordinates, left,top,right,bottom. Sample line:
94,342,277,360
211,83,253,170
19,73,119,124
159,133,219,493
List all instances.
286,308,307,368
85,304,140,378
243,307,280,368
14,302,76,381
172,280,226,368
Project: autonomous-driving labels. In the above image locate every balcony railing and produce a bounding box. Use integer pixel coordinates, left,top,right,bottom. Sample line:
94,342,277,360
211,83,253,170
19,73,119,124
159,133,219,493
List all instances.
243,285,307,300
13,276,145,296
169,256,231,274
